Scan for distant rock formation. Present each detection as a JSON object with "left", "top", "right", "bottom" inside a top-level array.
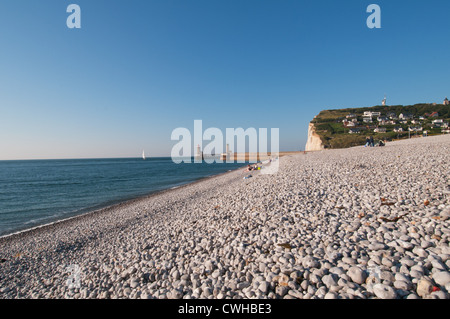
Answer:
[{"left": 305, "top": 122, "right": 324, "bottom": 152}]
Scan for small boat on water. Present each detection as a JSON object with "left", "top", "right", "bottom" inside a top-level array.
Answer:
[{"left": 142, "top": 150, "right": 146, "bottom": 160}]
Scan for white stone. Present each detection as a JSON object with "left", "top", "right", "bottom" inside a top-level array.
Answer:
[
  {"left": 432, "top": 271, "right": 450, "bottom": 287},
  {"left": 347, "top": 267, "right": 367, "bottom": 285},
  {"left": 373, "top": 284, "right": 397, "bottom": 299}
]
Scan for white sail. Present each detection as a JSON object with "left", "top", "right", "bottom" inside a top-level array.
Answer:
[{"left": 142, "top": 150, "right": 146, "bottom": 160}]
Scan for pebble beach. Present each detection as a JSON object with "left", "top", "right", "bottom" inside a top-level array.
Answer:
[{"left": 0, "top": 135, "right": 449, "bottom": 299}]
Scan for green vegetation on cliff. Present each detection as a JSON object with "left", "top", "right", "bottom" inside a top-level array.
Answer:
[{"left": 311, "top": 103, "right": 450, "bottom": 149}]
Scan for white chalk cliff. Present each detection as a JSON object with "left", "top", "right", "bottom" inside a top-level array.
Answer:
[{"left": 305, "top": 122, "right": 324, "bottom": 152}]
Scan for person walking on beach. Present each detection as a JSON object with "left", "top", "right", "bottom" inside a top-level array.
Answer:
[
  {"left": 370, "top": 136, "right": 374, "bottom": 147},
  {"left": 365, "top": 136, "right": 370, "bottom": 147}
]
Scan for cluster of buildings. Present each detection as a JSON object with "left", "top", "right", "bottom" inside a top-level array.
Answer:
[{"left": 343, "top": 96, "right": 449, "bottom": 135}]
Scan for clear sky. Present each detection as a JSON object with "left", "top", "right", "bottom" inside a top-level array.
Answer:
[{"left": 0, "top": 0, "right": 449, "bottom": 159}]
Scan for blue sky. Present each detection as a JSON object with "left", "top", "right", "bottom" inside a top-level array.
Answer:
[{"left": 0, "top": 0, "right": 449, "bottom": 159}]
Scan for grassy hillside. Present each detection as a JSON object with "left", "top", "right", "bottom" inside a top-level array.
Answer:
[{"left": 311, "top": 103, "right": 450, "bottom": 149}]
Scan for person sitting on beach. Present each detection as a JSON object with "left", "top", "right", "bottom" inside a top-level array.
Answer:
[
  {"left": 378, "top": 140, "right": 385, "bottom": 147},
  {"left": 246, "top": 165, "right": 253, "bottom": 172}
]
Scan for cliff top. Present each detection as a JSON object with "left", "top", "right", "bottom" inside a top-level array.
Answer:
[{"left": 310, "top": 103, "right": 450, "bottom": 149}]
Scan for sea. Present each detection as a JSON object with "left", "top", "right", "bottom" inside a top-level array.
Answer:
[{"left": 0, "top": 157, "right": 247, "bottom": 237}]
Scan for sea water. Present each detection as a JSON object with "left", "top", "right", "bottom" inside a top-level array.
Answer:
[{"left": 0, "top": 158, "right": 246, "bottom": 237}]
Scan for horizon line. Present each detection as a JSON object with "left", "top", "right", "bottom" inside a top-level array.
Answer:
[{"left": 0, "top": 149, "right": 301, "bottom": 162}]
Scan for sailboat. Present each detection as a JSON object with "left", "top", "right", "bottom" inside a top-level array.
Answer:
[{"left": 142, "top": 150, "right": 146, "bottom": 160}]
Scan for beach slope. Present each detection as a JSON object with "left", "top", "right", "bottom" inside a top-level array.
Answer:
[{"left": 0, "top": 135, "right": 449, "bottom": 299}]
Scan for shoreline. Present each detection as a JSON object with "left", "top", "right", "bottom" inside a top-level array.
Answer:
[
  {"left": 0, "top": 136, "right": 448, "bottom": 299},
  {"left": 0, "top": 163, "right": 249, "bottom": 242}
]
